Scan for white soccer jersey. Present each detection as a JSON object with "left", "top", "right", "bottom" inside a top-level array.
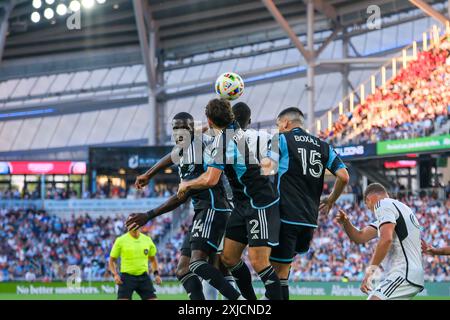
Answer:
[
  {"left": 244, "top": 128, "right": 272, "bottom": 163},
  {"left": 371, "top": 198, "right": 424, "bottom": 289}
]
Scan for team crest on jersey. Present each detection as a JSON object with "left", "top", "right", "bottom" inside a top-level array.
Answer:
[
  {"left": 144, "top": 249, "right": 149, "bottom": 256},
  {"left": 409, "top": 214, "right": 421, "bottom": 230}
]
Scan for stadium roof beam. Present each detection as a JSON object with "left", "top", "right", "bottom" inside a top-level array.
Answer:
[
  {"left": 409, "top": 0, "right": 449, "bottom": 25},
  {"left": 133, "top": 0, "right": 165, "bottom": 145},
  {"left": 261, "top": 0, "right": 313, "bottom": 62},
  {"left": 309, "top": 0, "right": 338, "bottom": 23},
  {"left": 133, "top": 0, "right": 157, "bottom": 89},
  {"left": 0, "top": 0, "right": 14, "bottom": 64}
]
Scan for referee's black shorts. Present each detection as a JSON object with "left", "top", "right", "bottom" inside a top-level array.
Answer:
[{"left": 117, "top": 272, "right": 157, "bottom": 300}]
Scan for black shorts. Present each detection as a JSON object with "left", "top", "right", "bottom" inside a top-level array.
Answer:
[
  {"left": 225, "top": 201, "right": 280, "bottom": 247},
  {"left": 117, "top": 273, "right": 156, "bottom": 300},
  {"left": 181, "top": 208, "right": 230, "bottom": 256},
  {"left": 269, "top": 222, "right": 315, "bottom": 263}
]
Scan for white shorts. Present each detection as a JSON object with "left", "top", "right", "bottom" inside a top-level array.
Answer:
[{"left": 368, "top": 273, "right": 423, "bottom": 300}]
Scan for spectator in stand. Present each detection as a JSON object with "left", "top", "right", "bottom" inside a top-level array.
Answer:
[{"left": 320, "top": 39, "right": 450, "bottom": 145}]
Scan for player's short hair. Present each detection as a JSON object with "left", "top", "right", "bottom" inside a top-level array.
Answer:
[
  {"left": 173, "top": 112, "right": 194, "bottom": 122},
  {"left": 364, "top": 183, "right": 388, "bottom": 200},
  {"left": 232, "top": 102, "right": 251, "bottom": 129},
  {"left": 205, "top": 98, "right": 235, "bottom": 128},
  {"left": 277, "top": 107, "right": 305, "bottom": 125}
]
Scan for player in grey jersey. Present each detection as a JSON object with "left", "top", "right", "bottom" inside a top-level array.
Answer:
[{"left": 335, "top": 183, "right": 424, "bottom": 300}]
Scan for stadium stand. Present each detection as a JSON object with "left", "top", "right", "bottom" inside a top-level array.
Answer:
[
  {"left": 1, "top": 193, "right": 448, "bottom": 282},
  {"left": 0, "top": 14, "right": 445, "bottom": 157},
  {"left": 321, "top": 37, "right": 450, "bottom": 145}
]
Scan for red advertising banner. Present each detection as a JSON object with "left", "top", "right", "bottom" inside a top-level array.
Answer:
[
  {"left": 384, "top": 160, "right": 417, "bottom": 169},
  {"left": 0, "top": 161, "right": 86, "bottom": 175}
]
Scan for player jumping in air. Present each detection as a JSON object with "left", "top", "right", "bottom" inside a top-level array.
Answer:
[
  {"left": 263, "top": 107, "right": 349, "bottom": 300},
  {"left": 127, "top": 112, "right": 242, "bottom": 300},
  {"left": 335, "top": 183, "right": 424, "bottom": 300},
  {"left": 177, "top": 98, "right": 282, "bottom": 300}
]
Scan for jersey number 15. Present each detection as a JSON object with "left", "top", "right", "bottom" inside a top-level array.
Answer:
[{"left": 297, "top": 148, "right": 323, "bottom": 178}]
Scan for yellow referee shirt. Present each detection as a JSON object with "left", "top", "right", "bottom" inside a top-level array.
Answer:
[{"left": 110, "top": 232, "right": 157, "bottom": 276}]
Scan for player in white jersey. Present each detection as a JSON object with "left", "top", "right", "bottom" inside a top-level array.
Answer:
[
  {"left": 232, "top": 102, "right": 272, "bottom": 164},
  {"left": 335, "top": 183, "right": 424, "bottom": 300}
]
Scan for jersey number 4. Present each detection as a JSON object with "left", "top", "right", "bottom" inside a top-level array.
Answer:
[{"left": 297, "top": 148, "right": 323, "bottom": 178}]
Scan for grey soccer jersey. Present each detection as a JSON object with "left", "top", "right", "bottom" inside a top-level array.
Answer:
[
  {"left": 371, "top": 198, "right": 424, "bottom": 288},
  {"left": 244, "top": 128, "right": 272, "bottom": 164}
]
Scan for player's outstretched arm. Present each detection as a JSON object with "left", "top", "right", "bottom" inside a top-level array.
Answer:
[
  {"left": 177, "top": 166, "right": 222, "bottom": 198},
  {"left": 135, "top": 148, "right": 179, "bottom": 189},
  {"left": 335, "top": 209, "right": 377, "bottom": 244},
  {"left": 126, "top": 191, "right": 196, "bottom": 231},
  {"left": 422, "top": 240, "right": 450, "bottom": 256},
  {"left": 320, "top": 168, "right": 350, "bottom": 215}
]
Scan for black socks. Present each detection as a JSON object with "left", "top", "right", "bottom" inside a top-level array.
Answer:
[
  {"left": 229, "top": 260, "right": 257, "bottom": 300},
  {"left": 177, "top": 271, "right": 205, "bottom": 300},
  {"left": 280, "top": 278, "right": 289, "bottom": 300},
  {"left": 190, "top": 260, "right": 241, "bottom": 300},
  {"left": 258, "top": 265, "right": 282, "bottom": 300}
]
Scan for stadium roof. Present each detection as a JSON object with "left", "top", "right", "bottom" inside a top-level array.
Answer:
[{"left": 1, "top": 0, "right": 447, "bottom": 62}]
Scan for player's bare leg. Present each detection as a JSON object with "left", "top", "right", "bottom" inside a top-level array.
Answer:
[
  {"left": 176, "top": 254, "right": 205, "bottom": 300},
  {"left": 190, "top": 250, "right": 241, "bottom": 300},
  {"left": 248, "top": 246, "right": 282, "bottom": 300},
  {"left": 271, "top": 261, "right": 291, "bottom": 300},
  {"left": 221, "top": 238, "right": 256, "bottom": 300},
  {"left": 213, "top": 253, "right": 236, "bottom": 300}
]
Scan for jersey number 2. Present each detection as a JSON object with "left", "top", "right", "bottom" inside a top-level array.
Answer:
[{"left": 297, "top": 148, "right": 323, "bottom": 178}]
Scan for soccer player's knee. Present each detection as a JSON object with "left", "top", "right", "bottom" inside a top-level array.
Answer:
[
  {"left": 176, "top": 262, "right": 190, "bottom": 278},
  {"left": 220, "top": 253, "right": 239, "bottom": 268},
  {"left": 249, "top": 254, "right": 269, "bottom": 271}
]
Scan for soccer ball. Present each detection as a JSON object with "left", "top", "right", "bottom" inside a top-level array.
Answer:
[{"left": 215, "top": 72, "right": 244, "bottom": 100}]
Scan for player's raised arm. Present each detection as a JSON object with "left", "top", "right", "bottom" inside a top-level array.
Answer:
[
  {"left": 319, "top": 146, "right": 349, "bottom": 215},
  {"left": 126, "top": 190, "right": 198, "bottom": 231},
  {"left": 335, "top": 209, "right": 377, "bottom": 244},
  {"left": 135, "top": 147, "right": 180, "bottom": 189},
  {"left": 177, "top": 166, "right": 223, "bottom": 199}
]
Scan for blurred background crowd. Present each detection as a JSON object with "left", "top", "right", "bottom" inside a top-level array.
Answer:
[{"left": 1, "top": 193, "right": 448, "bottom": 282}]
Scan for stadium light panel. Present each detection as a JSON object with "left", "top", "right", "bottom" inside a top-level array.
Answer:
[
  {"left": 81, "top": 0, "right": 95, "bottom": 9},
  {"left": 44, "top": 7, "right": 55, "bottom": 20},
  {"left": 97, "top": 0, "right": 106, "bottom": 3},
  {"left": 70, "top": 0, "right": 81, "bottom": 12},
  {"left": 31, "top": 12, "right": 41, "bottom": 23},
  {"left": 56, "top": 3, "right": 68, "bottom": 16},
  {"left": 32, "top": 0, "right": 42, "bottom": 9},
  {"left": 45, "top": 0, "right": 55, "bottom": 5}
]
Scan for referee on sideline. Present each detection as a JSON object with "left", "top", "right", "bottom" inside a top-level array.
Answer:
[{"left": 108, "top": 214, "right": 162, "bottom": 300}]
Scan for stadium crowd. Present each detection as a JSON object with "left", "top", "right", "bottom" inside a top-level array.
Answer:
[
  {"left": 321, "top": 37, "right": 450, "bottom": 145},
  {"left": 0, "top": 209, "right": 173, "bottom": 282},
  {"left": 0, "top": 193, "right": 448, "bottom": 282}
]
